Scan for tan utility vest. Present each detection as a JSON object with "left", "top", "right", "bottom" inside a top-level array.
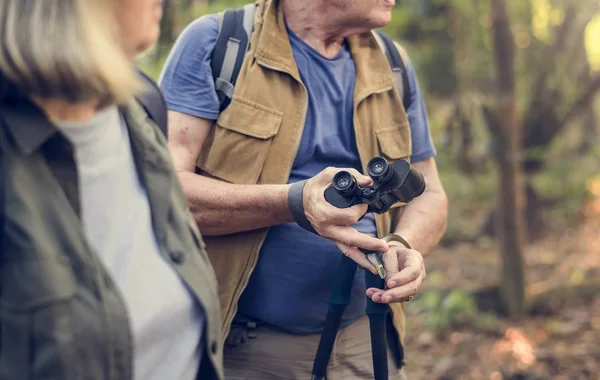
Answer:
[{"left": 197, "top": 0, "right": 413, "bottom": 349}]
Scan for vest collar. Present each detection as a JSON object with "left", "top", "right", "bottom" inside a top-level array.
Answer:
[{"left": 253, "top": 0, "right": 394, "bottom": 97}]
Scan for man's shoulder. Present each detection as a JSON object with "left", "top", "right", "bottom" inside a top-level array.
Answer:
[
  {"left": 391, "top": 40, "right": 410, "bottom": 66},
  {"left": 385, "top": 37, "right": 418, "bottom": 86},
  {"left": 176, "top": 13, "right": 221, "bottom": 47},
  {"left": 159, "top": 13, "right": 224, "bottom": 120}
]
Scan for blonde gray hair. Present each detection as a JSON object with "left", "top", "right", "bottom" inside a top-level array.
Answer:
[{"left": 0, "top": 0, "right": 141, "bottom": 105}]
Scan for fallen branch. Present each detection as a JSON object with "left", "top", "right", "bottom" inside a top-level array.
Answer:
[{"left": 528, "top": 282, "right": 600, "bottom": 316}]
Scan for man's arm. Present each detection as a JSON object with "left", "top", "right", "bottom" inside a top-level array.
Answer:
[
  {"left": 366, "top": 45, "right": 448, "bottom": 303},
  {"left": 391, "top": 157, "right": 448, "bottom": 255},
  {"left": 167, "top": 111, "right": 293, "bottom": 236},
  {"left": 167, "top": 110, "right": 388, "bottom": 270},
  {"left": 367, "top": 157, "right": 447, "bottom": 303}
]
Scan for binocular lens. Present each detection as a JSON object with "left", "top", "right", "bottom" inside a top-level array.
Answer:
[
  {"left": 408, "top": 168, "right": 426, "bottom": 197},
  {"left": 372, "top": 163, "right": 385, "bottom": 174},
  {"left": 367, "top": 157, "right": 392, "bottom": 182},
  {"left": 333, "top": 171, "right": 357, "bottom": 195}
]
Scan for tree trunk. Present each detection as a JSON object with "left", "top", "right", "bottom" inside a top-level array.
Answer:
[
  {"left": 156, "top": 0, "right": 177, "bottom": 61},
  {"left": 579, "top": 105, "right": 598, "bottom": 153},
  {"left": 577, "top": 28, "right": 598, "bottom": 154},
  {"left": 489, "top": 0, "right": 527, "bottom": 317},
  {"left": 480, "top": 181, "right": 550, "bottom": 241}
]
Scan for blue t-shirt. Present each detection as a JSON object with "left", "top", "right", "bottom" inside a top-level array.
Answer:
[{"left": 159, "top": 15, "right": 436, "bottom": 334}]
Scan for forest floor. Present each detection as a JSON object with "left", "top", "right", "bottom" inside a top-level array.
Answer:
[{"left": 402, "top": 201, "right": 600, "bottom": 380}]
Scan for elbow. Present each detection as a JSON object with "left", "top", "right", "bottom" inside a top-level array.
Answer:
[
  {"left": 174, "top": 171, "right": 236, "bottom": 237},
  {"left": 192, "top": 209, "right": 226, "bottom": 236},
  {"left": 176, "top": 171, "right": 208, "bottom": 226},
  {"left": 187, "top": 206, "right": 224, "bottom": 237},
  {"left": 424, "top": 184, "right": 449, "bottom": 239}
]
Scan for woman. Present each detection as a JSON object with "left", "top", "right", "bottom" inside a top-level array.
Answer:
[{"left": 0, "top": 1, "right": 223, "bottom": 379}]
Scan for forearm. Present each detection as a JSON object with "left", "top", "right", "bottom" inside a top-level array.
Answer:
[
  {"left": 178, "top": 171, "right": 294, "bottom": 236},
  {"left": 392, "top": 187, "right": 448, "bottom": 255}
]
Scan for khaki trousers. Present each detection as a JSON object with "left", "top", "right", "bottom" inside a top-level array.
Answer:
[{"left": 223, "top": 315, "right": 408, "bottom": 380}]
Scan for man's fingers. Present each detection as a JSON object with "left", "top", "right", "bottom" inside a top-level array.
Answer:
[
  {"left": 343, "top": 168, "right": 372, "bottom": 187},
  {"left": 317, "top": 167, "right": 371, "bottom": 187},
  {"left": 379, "top": 277, "right": 423, "bottom": 303},
  {"left": 311, "top": 206, "right": 363, "bottom": 227},
  {"left": 347, "top": 203, "right": 368, "bottom": 224},
  {"left": 386, "top": 261, "right": 421, "bottom": 288},
  {"left": 382, "top": 247, "right": 401, "bottom": 286},
  {"left": 327, "top": 226, "right": 388, "bottom": 252},
  {"left": 335, "top": 242, "right": 377, "bottom": 275},
  {"left": 366, "top": 288, "right": 385, "bottom": 303},
  {"left": 322, "top": 203, "right": 367, "bottom": 226}
]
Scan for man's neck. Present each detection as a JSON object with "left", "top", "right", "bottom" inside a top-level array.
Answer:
[{"left": 282, "top": 1, "right": 361, "bottom": 59}]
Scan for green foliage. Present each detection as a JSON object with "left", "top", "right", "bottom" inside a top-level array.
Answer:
[
  {"left": 411, "top": 290, "right": 501, "bottom": 335},
  {"left": 199, "top": 0, "right": 250, "bottom": 14},
  {"left": 532, "top": 147, "right": 600, "bottom": 219},
  {"left": 382, "top": 1, "right": 458, "bottom": 96},
  {"left": 139, "top": 0, "right": 250, "bottom": 80},
  {"left": 141, "top": 0, "right": 600, "bottom": 246},
  {"left": 138, "top": 53, "right": 169, "bottom": 81}
]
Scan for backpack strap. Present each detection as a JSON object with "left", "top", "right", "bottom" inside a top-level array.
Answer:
[
  {"left": 372, "top": 31, "right": 412, "bottom": 111},
  {"left": 0, "top": 119, "right": 5, "bottom": 254},
  {"left": 208, "top": 9, "right": 411, "bottom": 114},
  {"left": 136, "top": 68, "right": 168, "bottom": 137},
  {"left": 211, "top": 3, "right": 256, "bottom": 112}
]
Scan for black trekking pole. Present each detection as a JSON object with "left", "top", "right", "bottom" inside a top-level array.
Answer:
[
  {"left": 311, "top": 251, "right": 390, "bottom": 380},
  {"left": 365, "top": 267, "right": 389, "bottom": 380},
  {"left": 308, "top": 157, "right": 425, "bottom": 380},
  {"left": 311, "top": 254, "right": 358, "bottom": 380}
]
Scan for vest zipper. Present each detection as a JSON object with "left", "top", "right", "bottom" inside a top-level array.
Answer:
[
  {"left": 222, "top": 61, "right": 310, "bottom": 342},
  {"left": 223, "top": 78, "right": 391, "bottom": 341},
  {"left": 352, "top": 84, "right": 394, "bottom": 171},
  {"left": 352, "top": 84, "right": 393, "bottom": 238}
]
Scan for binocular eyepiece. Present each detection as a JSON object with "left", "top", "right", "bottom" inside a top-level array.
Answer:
[
  {"left": 324, "top": 157, "right": 425, "bottom": 214},
  {"left": 366, "top": 157, "right": 393, "bottom": 183},
  {"left": 332, "top": 171, "right": 358, "bottom": 196}
]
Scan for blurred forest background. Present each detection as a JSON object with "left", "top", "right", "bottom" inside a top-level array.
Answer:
[{"left": 140, "top": 1, "right": 600, "bottom": 379}]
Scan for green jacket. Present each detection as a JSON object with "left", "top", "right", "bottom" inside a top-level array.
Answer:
[{"left": 0, "top": 91, "right": 224, "bottom": 380}]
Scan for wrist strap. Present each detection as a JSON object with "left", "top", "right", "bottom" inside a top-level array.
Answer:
[
  {"left": 288, "top": 180, "right": 317, "bottom": 234},
  {"left": 383, "top": 233, "right": 412, "bottom": 249}
]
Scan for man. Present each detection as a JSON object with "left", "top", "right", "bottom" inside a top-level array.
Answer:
[{"left": 160, "top": 0, "right": 448, "bottom": 378}]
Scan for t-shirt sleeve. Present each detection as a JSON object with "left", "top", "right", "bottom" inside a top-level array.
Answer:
[
  {"left": 402, "top": 55, "right": 437, "bottom": 163},
  {"left": 158, "top": 14, "right": 221, "bottom": 121}
]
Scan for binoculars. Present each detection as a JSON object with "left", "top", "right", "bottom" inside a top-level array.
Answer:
[{"left": 324, "top": 157, "right": 425, "bottom": 214}]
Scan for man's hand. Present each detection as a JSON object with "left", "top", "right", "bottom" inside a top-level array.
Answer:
[
  {"left": 365, "top": 242, "right": 426, "bottom": 303},
  {"left": 302, "top": 167, "right": 388, "bottom": 273}
]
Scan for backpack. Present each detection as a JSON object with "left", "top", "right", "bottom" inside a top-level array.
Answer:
[
  {"left": 211, "top": 4, "right": 412, "bottom": 113},
  {"left": 136, "top": 69, "right": 168, "bottom": 137}
]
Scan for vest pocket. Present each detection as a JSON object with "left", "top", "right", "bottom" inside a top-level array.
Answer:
[
  {"left": 197, "top": 97, "right": 283, "bottom": 184},
  {"left": 375, "top": 123, "right": 412, "bottom": 211},
  {"left": 375, "top": 122, "right": 412, "bottom": 161}
]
